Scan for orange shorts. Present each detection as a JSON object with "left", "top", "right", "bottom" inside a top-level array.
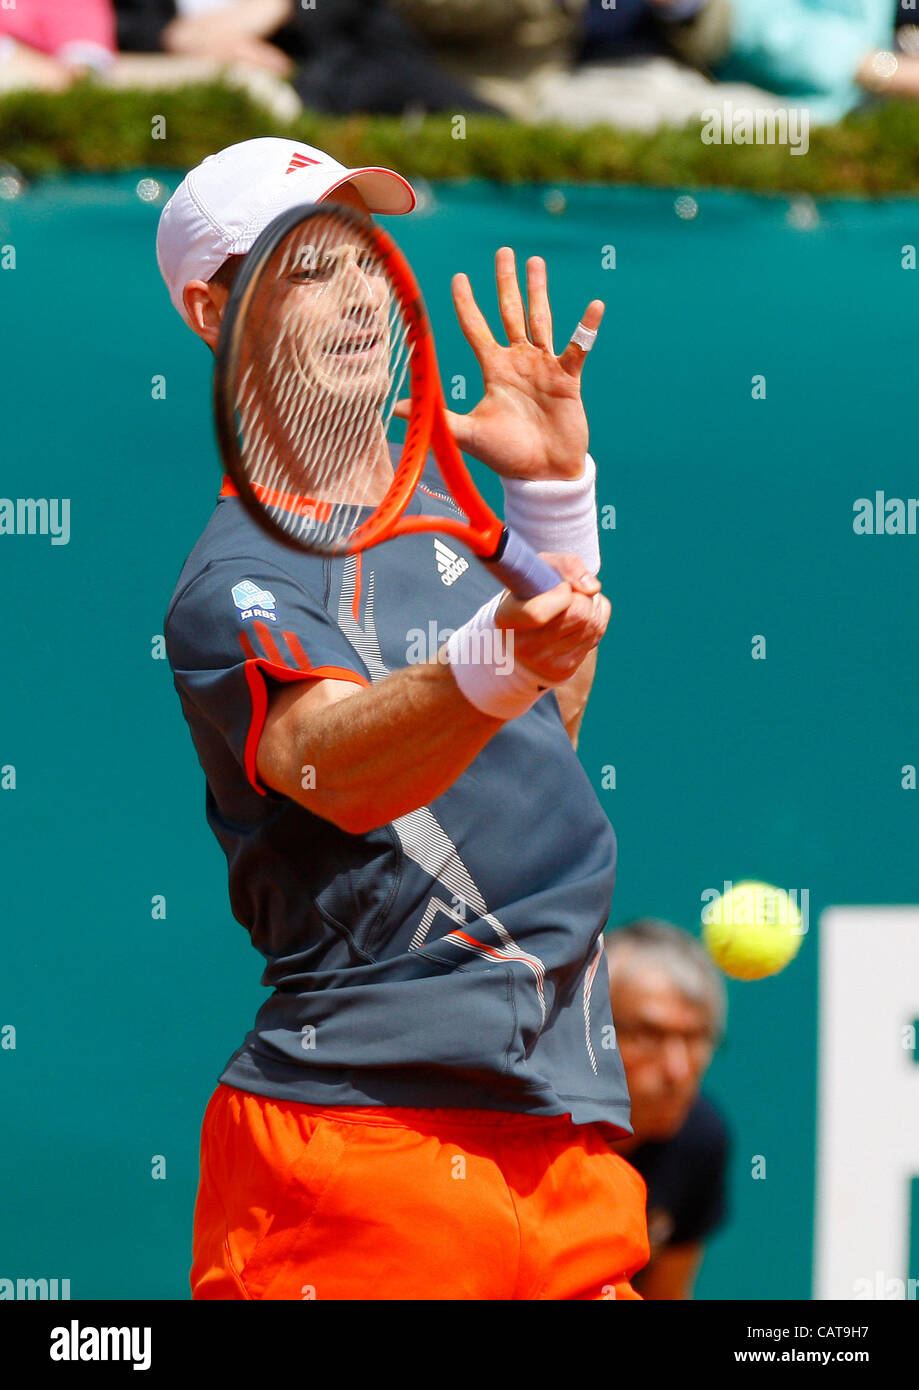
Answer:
[{"left": 191, "top": 1083, "right": 650, "bottom": 1300}]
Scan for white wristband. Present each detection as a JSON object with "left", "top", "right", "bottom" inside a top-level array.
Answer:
[
  {"left": 501, "top": 454, "right": 600, "bottom": 576},
  {"left": 445, "top": 593, "right": 553, "bottom": 720}
]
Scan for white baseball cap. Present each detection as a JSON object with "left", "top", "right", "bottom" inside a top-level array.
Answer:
[{"left": 156, "top": 136, "right": 416, "bottom": 326}]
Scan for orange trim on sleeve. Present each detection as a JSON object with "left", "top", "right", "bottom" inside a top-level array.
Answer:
[{"left": 237, "top": 649, "right": 370, "bottom": 796}]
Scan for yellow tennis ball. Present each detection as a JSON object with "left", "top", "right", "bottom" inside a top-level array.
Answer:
[{"left": 702, "top": 881, "right": 804, "bottom": 980}]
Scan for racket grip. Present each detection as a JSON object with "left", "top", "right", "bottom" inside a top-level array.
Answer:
[{"left": 485, "top": 527, "right": 562, "bottom": 599}]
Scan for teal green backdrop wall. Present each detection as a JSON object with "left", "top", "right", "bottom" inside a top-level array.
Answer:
[{"left": 2, "top": 174, "right": 917, "bottom": 1299}]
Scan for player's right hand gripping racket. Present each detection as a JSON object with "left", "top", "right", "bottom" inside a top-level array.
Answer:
[{"left": 214, "top": 201, "right": 563, "bottom": 599}]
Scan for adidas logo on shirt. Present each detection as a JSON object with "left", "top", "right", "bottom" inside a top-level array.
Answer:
[{"left": 434, "top": 538, "right": 469, "bottom": 586}]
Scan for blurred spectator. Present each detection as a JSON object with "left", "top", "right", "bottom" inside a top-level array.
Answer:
[
  {"left": 394, "top": 0, "right": 779, "bottom": 126},
  {"left": 114, "top": 0, "right": 501, "bottom": 113},
  {"left": 5, "top": 0, "right": 914, "bottom": 129},
  {"left": 392, "top": 0, "right": 584, "bottom": 118},
  {"left": 0, "top": 0, "right": 116, "bottom": 90},
  {"left": 115, "top": 0, "right": 294, "bottom": 74},
  {"left": 579, "top": 0, "right": 919, "bottom": 124},
  {"left": 286, "top": 0, "right": 502, "bottom": 114},
  {"left": 579, "top": 0, "right": 721, "bottom": 62},
  {"left": 710, "top": 0, "right": 919, "bottom": 123},
  {"left": 397, "top": 0, "right": 919, "bottom": 129},
  {"left": 605, "top": 918, "right": 730, "bottom": 1300}
]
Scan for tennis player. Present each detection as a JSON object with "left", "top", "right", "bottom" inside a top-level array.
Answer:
[{"left": 158, "top": 137, "right": 649, "bottom": 1300}]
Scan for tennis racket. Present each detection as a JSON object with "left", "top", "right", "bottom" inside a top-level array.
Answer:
[{"left": 213, "top": 201, "right": 562, "bottom": 600}]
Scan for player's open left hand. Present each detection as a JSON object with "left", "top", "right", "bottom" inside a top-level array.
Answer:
[
  {"left": 495, "top": 552, "right": 611, "bottom": 685},
  {"left": 394, "top": 247, "right": 603, "bottom": 484}
]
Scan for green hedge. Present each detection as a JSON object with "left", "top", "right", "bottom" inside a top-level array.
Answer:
[{"left": 3, "top": 79, "right": 919, "bottom": 193}]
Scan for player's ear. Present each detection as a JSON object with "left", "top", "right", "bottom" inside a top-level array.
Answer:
[{"left": 183, "top": 279, "right": 227, "bottom": 351}]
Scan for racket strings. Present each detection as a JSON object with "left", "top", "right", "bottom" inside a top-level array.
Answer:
[{"left": 233, "top": 217, "right": 412, "bottom": 549}]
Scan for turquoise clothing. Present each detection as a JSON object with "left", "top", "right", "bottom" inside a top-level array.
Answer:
[{"left": 716, "top": 0, "right": 898, "bottom": 123}]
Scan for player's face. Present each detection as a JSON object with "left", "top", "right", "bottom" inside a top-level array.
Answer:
[
  {"left": 262, "top": 213, "right": 391, "bottom": 407},
  {"left": 611, "top": 970, "right": 716, "bottom": 1140}
]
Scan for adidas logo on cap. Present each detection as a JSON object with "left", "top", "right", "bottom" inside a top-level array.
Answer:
[
  {"left": 434, "top": 538, "right": 469, "bottom": 586},
  {"left": 286, "top": 152, "right": 322, "bottom": 174}
]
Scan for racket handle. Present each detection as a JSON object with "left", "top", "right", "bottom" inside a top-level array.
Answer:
[{"left": 485, "top": 526, "right": 563, "bottom": 599}]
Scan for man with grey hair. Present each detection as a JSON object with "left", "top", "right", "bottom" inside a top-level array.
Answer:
[{"left": 605, "top": 918, "right": 730, "bottom": 1299}]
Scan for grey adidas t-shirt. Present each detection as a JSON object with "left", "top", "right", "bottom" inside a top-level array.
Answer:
[{"left": 165, "top": 457, "right": 633, "bottom": 1135}]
